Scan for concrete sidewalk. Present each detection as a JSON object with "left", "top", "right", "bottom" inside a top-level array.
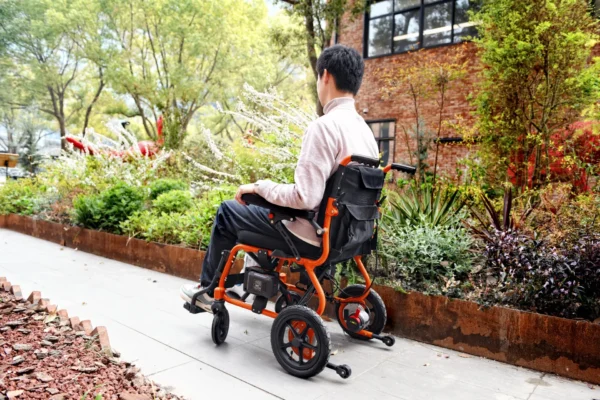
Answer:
[{"left": 0, "top": 228, "right": 596, "bottom": 400}]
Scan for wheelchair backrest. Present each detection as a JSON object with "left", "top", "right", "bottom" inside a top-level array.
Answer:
[{"left": 317, "top": 161, "right": 385, "bottom": 263}]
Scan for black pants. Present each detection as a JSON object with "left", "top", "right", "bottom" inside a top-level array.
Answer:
[{"left": 200, "top": 200, "right": 283, "bottom": 286}]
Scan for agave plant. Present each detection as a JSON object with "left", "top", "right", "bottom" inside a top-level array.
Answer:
[
  {"left": 465, "top": 187, "right": 537, "bottom": 243},
  {"left": 383, "top": 185, "right": 466, "bottom": 228}
]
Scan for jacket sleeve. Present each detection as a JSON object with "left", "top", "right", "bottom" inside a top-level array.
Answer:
[{"left": 254, "top": 121, "right": 337, "bottom": 210}]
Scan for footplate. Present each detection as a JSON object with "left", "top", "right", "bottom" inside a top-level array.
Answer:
[{"left": 183, "top": 302, "right": 207, "bottom": 314}]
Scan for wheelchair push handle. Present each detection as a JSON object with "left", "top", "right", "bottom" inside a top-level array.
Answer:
[
  {"left": 383, "top": 163, "right": 417, "bottom": 175},
  {"left": 340, "top": 155, "right": 416, "bottom": 175},
  {"left": 340, "top": 155, "right": 380, "bottom": 167}
]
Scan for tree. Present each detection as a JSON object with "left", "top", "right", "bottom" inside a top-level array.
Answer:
[
  {"left": 277, "top": 0, "right": 367, "bottom": 115},
  {"left": 380, "top": 45, "right": 469, "bottom": 184},
  {"left": 0, "top": 0, "right": 105, "bottom": 148},
  {"left": 209, "top": 12, "right": 312, "bottom": 140},
  {"left": 99, "top": 0, "right": 286, "bottom": 149},
  {"left": 473, "top": 0, "right": 600, "bottom": 190}
]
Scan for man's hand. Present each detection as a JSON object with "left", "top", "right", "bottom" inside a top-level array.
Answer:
[{"left": 235, "top": 183, "right": 256, "bottom": 205}]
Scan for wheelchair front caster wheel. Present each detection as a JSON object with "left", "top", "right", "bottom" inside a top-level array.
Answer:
[
  {"left": 336, "top": 364, "right": 352, "bottom": 379},
  {"left": 211, "top": 309, "right": 230, "bottom": 345},
  {"left": 382, "top": 335, "right": 395, "bottom": 347}
]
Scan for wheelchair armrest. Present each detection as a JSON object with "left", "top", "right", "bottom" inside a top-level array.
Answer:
[{"left": 241, "top": 194, "right": 315, "bottom": 221}]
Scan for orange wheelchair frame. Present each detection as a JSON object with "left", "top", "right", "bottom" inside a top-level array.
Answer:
[{"left": 185, "top": 155, "right": 416, "bottom": 379}]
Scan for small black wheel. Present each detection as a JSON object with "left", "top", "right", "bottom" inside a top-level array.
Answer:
[
  {"left": 211, "top": 309, "right": 229, "bottom": 345},
  {"left": 336, "top": 285, "right": 387, "bottom": 340},
  {"left": 336, "top": 364, "right": 352, "bottom": 379},
  {"left": 271, "top": 305, "right": 331, "bottom": 379},
  {"left": 275, "top": 292, "right": 302, "bottom": 313},
  {"left": 382, "top": 335, "right": 395, "bottom": 347}
]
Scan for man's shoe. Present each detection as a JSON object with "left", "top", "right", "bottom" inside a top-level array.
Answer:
[
  {"left": 226, "top": 283, "right": 256, "bottom": 303},
  {"left": 180, "top": 283, "right": 213, "bottom": 313}
]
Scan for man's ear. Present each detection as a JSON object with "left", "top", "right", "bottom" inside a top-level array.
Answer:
[{"left": 323, "top": 69, "right": 330, "bottom": 85}]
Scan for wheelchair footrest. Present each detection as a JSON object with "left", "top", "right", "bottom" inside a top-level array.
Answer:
[{"left": 184, "top": 302, "right": 207, "bottom": 314}]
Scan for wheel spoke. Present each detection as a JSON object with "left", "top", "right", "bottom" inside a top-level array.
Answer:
[
  {"left": 298, "top": 345, "right": 304, "bottom": 365},
  {"left": 303, "top": 342, "right": 317, "bottom": 351},
  {"left": 281, "top": 342, "right": 292, "bottom": 350},
  {"left": 299, "top": 323, "right": 310, "bottom": 338},
  {"left": 286, "top": 322, "right": 298, "bottom": 338}
]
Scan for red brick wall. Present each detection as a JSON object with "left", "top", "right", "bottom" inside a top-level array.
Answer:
[
  {"left": 338, "top": 9, "right": 600, "bottom": 181},
  {"left": 338, "top": 10, "right": 480, "bottom": 180}
]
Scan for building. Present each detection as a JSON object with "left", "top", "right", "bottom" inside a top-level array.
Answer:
[{"left": 336, "top": 0, "right": 600, "bottom": 179}]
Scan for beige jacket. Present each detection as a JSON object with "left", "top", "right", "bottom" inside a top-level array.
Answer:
[{"left": 254, "top": 97, "right": 379, "bottom": 246}]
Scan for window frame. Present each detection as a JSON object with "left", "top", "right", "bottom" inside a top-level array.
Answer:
[
  {"left": 363, "top": 0, "right": 476, "bottom": 59},
  {"left": 367, "top": 118, "right": 396, "bottom": 166}
]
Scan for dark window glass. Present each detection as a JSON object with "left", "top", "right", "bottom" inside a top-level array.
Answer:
[
  {"left": 394, "top": 10, "right": 420, "bottom": 53},
  {"left": 454, "top": 0, "right": 478, "bottom": 42},
  {"left": 366, "top": 0, "right": 478, "bottom": 57},
  {"left": 369, "top": 16, "right": 393, "bottom": 57},
  {"left": 368, "top": 121, "right": 395, "bottom": 166},
  {"left": 380, "top": 140, "right": 392, "bottom": 166},
  {"left": 423, "top": 2, "right": 453, "bottom": 47}
]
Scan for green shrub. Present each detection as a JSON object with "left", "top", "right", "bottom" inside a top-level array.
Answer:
[
  {"left": 0, "top": 179, "right": 44, "bottom": 215},
  {"left": 380, "top": 224, "right": 474, "bottom": 296},
  {"left": 73, "top": 182, "right": 144, "bottom": 233},
  {"left": 385, "top": 185, "right": 466, "bottom": 228},
  {"left": 148, "top": 179, "right": 187, "bottom": 200},
  {"left": 152, "top": 190, "right": 193, "bottom": 214},
  {"left": 120, "top": 210, "right": 205, "bottom": 249},
  {"left": 121, "top": 184, "right": 236, "bottom": 250}
]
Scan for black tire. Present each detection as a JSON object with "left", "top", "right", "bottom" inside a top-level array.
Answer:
[
  {"left": 336, "top": 284, "right": 387, "bottom": 340},
  {"left": 270, "top": 305, "right": 330, "bottom": 379},
  {"left": 336, "top": 364, "right": 352, "bottom": 379},
  {"left": 275, "top": 292, "right": 302, "bottom": 313},
  {"left": 211, "top": 309, "right": 230, "bottom": 345}
]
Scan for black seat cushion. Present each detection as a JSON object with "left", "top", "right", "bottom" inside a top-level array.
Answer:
[{"left": 238, "top": 230, "right": 322, "bottom": 260}]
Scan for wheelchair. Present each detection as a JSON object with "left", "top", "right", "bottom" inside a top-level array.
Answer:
[{"left": 184, "top": 155, "right": 416, "bottom": 379}]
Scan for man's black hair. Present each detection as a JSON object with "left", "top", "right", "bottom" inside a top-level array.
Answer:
[{"left": 316, "top": 45, "right": 364, "bottom": 96}]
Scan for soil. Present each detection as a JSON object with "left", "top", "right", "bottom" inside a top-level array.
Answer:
[{"left": 0, "top": 290, "right": 184, "bottom": 400}]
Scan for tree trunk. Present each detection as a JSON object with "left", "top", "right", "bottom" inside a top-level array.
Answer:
[
  {"left": 304, "top": 0, "right": 325, "bottom": 116},
  {"left": 82, "top": 68, "right": 105, "bottom": 136},
  {"left": 59, "top": 116, "right": 67, "bottom": 151}
]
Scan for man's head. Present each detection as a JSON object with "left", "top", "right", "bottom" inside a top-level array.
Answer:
[{"left": 316, "top": 45, "right": 364, "bottom": 107}]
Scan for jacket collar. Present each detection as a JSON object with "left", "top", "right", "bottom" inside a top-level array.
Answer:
[{"left": 323, "top": 97, "right": 356, "bottom": 115}]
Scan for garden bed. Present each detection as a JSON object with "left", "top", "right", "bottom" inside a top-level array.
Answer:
[{"left": 2, "top": 214, "right": 600, "bottom": 385}]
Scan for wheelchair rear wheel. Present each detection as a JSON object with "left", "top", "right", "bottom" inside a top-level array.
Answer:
[
  {"left": 336, "top": 284, "right": 387, "bottom": 340},
  {"left": 271, "top": 305, "right": 330, "bottom": 379},
  {"left": 211, "top": 308, "right": 230, "bottom": 345}
]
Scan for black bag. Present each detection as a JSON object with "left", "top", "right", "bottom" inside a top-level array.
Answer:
[{"left": 317, "top": 164, "right": 385, "bottom": 263}]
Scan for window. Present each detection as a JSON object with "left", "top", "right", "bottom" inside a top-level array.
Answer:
[
  {"left": 593, "top": 0, "right": 600, "bottom": 18},
  {"left": 368, "top": 121, "right": 395, "bottom": 166},
  {"left": 365, "top": 0, "right": 479, "bottom": 58}
]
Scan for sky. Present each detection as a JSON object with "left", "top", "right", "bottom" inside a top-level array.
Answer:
[{"left": 266, "top": 0, "right": 284, "bottom": 16}]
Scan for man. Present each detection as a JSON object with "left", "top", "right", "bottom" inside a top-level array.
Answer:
[{"left": 180, "top": 44, "right": 379, "bottom": 312}]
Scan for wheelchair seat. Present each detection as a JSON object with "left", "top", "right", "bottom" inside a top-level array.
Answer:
[{"left": 238, "top": 230, "right": 321, "bottom": 260}]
